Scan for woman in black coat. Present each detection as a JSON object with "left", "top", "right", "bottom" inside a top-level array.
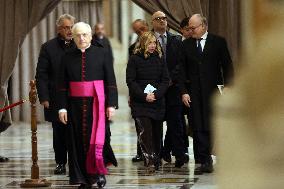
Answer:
[{"left": 126, "top": 31, "right": 169, "bottom": 172}]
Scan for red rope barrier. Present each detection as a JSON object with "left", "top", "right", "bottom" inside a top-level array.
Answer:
[{"left": 0, "top": 99, "right": 27, "bottom": 113}]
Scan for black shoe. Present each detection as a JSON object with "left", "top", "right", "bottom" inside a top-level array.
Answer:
[
  {"left": 194, "top": 166, "right": 203, "bottom": 175},
  {"left": 132, "top": 154, "right": 143, "bottom": 162},
  {"left": 78, "top": 184, "right": 92, "bottom": 189},
  {"left": 54, "top": 164, "right": 66, "bottom": 175},
  {"left": 97, "top": 175, "right": 106, "bottom": 188},
  {"left": 202, "top": 163, "right": 213, "bottom": 173},
  {"left": 78, "top": 184, "right": 85, "bottom": 189},
  {"left": 162, "top": 153, "right": 172, "bottom": 163},
  {"left": 0, "top": 156, "right": 9, "bottom": 162},
  {"left": 194, "top": 163, "right": 213, "bottom": 175},
  {"left": 175, "top": 155, "right": 187, "bottom": 168}
]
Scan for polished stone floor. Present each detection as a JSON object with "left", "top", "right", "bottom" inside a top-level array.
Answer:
[{"left": 0, "top": 96, "right": 216, "bottom": 189}]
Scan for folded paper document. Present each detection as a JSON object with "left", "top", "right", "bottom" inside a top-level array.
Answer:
[{"left": 144, "top": 84, "right": 157, "bottom": 93}]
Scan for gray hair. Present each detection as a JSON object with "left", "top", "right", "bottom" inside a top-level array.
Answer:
[
  {"left": 72, "top": 22, "right": 92, "bottom": 35},
  {"left": 192, "top": 14, "right": 208, "bottom": 26},
  {"left": 56, "top": 14, "right": 75, "bottom": 27},
  {"left": 132, "top": 19, "right": 148, "bottom": 27}
]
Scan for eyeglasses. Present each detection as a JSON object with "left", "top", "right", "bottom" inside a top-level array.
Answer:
[
  {"left": 153, "top": 16, "right": 167, "bottom": 21},
  {"left": 189, "top": 24, "right": 202, "bottom": 31}
]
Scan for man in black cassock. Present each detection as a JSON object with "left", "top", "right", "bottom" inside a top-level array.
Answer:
[
  {"left": 35, "top": 14, "right": 76, "bottom": 175},
  {"left": 58, "top": 22, "right": 118, "bottom": 189},
  {"left": 179, "top": 14, "right": 234, "bottom": 175}
]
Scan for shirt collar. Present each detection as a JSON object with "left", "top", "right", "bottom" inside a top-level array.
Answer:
[
  {"left": 79, "top": 43, "right": 91, "bottom": 52},
  {"left": 57, "top": 35, "right": 73, "bottom": 48},
  {"left": 154, "top": 31, "right": 167, "bottom": 39},
  {"left": 200, "top": 31, "right": 208, "bottom": 40}
]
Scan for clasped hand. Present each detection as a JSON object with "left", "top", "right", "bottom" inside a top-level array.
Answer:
[
  {"left": 146, "top": 92, "right": 156, "bottom": 102},
  {"left": 182, "top": 94, "right": 191, "bottom": 107}
]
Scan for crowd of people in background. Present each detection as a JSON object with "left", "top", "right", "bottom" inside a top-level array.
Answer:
[
  {"left": 32, "top": 9, "right": 234, "bottom": 188},
  {"left": 127, "top": 11, "right": 234, "bottom": 175}
]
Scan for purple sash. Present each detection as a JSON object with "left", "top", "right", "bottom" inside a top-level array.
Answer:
[{"left": 69, "top": 81, "right": 107, "bottom": 174}]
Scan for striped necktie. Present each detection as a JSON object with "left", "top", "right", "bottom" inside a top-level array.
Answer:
[{"left": 160, "top": 35, "right": 166, "bottom": 59}]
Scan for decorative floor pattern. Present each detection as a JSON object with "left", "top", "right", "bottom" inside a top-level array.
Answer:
[{"left": 0, "top": 95, "right": 217, "bottom": 188}]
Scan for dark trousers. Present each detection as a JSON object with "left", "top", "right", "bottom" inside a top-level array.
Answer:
[
  {"left": 134, "top": 120, "right": 142, "bottom": 156},
  {"left": 163, "top": 112, "right": 189, "bottom": 155},
  {"left": 52, "top": 121, "right": 68, "bottom": 165},
  {"left": 163, "top": 105, "right": 185, "bottom": 157},
  {"left": 191, "top": 90, "right": 213, "bottom": 164},
  {"left": 103, "top": 120, "right": 118, "bottom": 166},
  {"left": 193, "top": 130, "right": 212, "bottom": 164},
  {"left": 135, "top": 117, "right": 162, "bottom": 164}
]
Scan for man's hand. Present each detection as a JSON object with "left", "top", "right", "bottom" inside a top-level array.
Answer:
[
  {"left": 106, "top": 107, "right": 116, "bottom": 120},
  {"left": 59, "top": 112, "right": 68, "bottom": 124},
  {"left": 146, "top": 93, "right": 156, "bottom": 102},
  {"left": 182, "top": 94, "right": 191, "bottom": 107},
  {"left": 41, "top": 101, "right": 49, "bottom": 108}
]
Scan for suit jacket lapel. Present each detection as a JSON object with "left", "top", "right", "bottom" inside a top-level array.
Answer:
[
  {"left": 166, "top": 31, "right": 173, "bottom": 46},
  {"left": 188, "top": 38, "right": 200, "bottom": 57},
  {"left": 202, "top": 33, "right": 213, "bottom": 56},
  {"left": 166, "top": 31, "right": 174, "bottom": 53},
  {"left": 165, "top": 31, "right": 176, "bottom": 60}
]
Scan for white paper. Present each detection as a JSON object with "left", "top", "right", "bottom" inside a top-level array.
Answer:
[{"left": 144, "top": 84, "right": 157, "bottom": 94}]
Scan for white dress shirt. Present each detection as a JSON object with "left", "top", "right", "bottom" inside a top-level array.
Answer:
[
  {"left": 196, "top": 31, "right": 208, "bottom": 51},
  {"left": 154, "top": 31, "right": 167, "bottom": 46}
]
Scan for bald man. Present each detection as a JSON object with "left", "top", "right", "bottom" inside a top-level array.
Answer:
[
  {"left": 179, "top": 14, "right": 234, "bottom": 175},
  {"left": 152, "top": 11, "right": 188, "bottom": 168}
]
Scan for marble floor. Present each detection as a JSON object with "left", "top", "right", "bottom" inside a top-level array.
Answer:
[{"left": 0, "top": 95, "right": 217, "bottom": 189}]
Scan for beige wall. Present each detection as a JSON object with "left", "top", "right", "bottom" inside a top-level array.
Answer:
[{"left": 215, "top": 1, "right": 284, "bottom": 188}]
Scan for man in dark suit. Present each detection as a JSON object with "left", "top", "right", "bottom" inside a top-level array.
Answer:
[
  {"left": 128, "top": 19, "right": 149, "bottom": 162},
  {"left": 35, "top": 14, "right": 76, "bottom": 175},
  {"left": 152, "top": 11, "right": 187, "bottom": 168},
  {"left": 179, "top": 14, "right": 234, "bottom": 174},
  {"left": 179, "top": 16, "right": 192, "bottom": 161},
  {"left": 91, "top": 23, "right": 114, "bottom": 63}
]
